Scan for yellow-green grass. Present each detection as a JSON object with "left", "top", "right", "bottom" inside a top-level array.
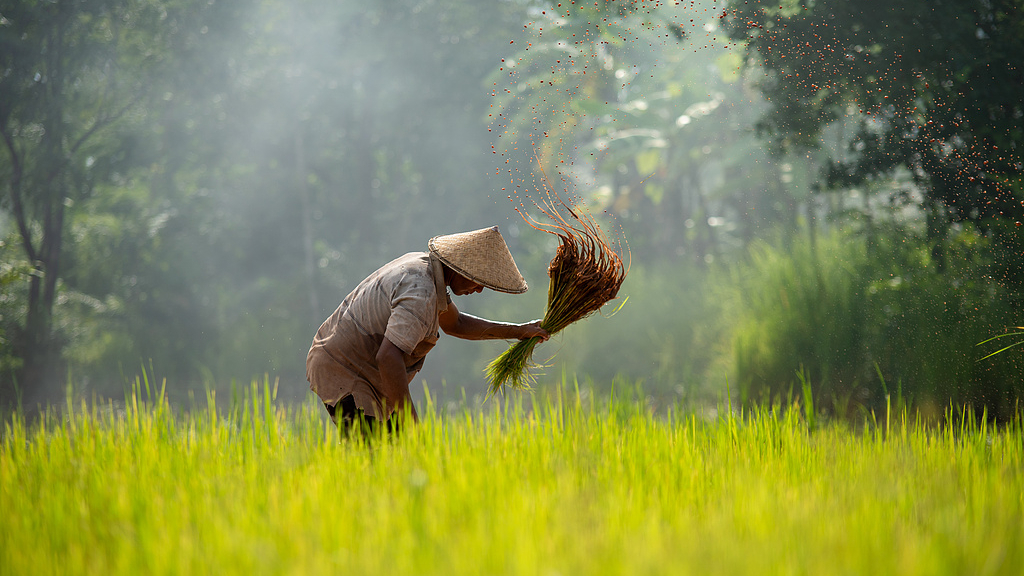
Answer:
[{"left": 2, "top": 382, "right": 1022, "bottom": 576}]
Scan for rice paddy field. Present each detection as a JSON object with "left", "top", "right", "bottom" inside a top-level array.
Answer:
[{"left": 3, "top": 381, "right": 1023, "bottom": 576}]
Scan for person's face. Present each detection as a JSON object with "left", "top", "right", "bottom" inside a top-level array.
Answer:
[{"left": 449, "top": 273, "right": 485, "bottom": 296}]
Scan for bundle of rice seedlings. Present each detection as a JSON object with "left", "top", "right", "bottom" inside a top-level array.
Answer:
[{"left": 486, "top": 180, "right": 628, "bottom": 396}]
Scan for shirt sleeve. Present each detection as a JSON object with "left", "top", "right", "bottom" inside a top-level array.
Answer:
[{"left": 383, "top": 274, "right": 435, "bottom": 355}]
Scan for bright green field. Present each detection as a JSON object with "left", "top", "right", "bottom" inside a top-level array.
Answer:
[{"left": 3, "top": 383, "right": 1023, "bottom": 576}]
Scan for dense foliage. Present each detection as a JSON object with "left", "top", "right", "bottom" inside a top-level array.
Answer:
[
  {"left": 721, "top": 0, "right": 1024, "bottom": 294},
  {"left": 716, "top": 0, "right": 1024, "bottom": 415},
  {"left": 1, "top": 0, "right": 1021, "bottom": 416},
  {"left": 717, "top": 228, "right": 1021, "bottom": 419}
]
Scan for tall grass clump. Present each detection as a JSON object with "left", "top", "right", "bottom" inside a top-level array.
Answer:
[
  {"left": 714, "top": 226, "right": 1023, "bottom": 419},
  {"left": 486, "top": 174, "right": 628, "bottom": 395},
  {"left": 716, "top": 230, "right": 869, "bottom": 409}
]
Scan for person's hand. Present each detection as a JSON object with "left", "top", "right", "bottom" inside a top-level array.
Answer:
[{"left": 519, "top": 321, "right": 550, "bottom": 342}]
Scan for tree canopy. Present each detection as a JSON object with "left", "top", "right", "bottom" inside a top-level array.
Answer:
[{"left": 722, "top": 0, "right": 1024, "bottom": 290}]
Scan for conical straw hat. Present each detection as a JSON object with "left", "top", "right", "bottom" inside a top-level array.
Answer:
[{"left": 429, "top": 226, "right": 528, "bottom": 294}]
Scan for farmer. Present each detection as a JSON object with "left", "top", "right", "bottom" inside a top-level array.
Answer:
[{"left": 306, "top": 226, "right": 549, "bottom": 434}]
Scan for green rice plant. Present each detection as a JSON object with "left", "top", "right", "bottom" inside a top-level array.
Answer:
[
  {"left": 3, "top": 380, "right": 1023, "bottom": 576},
  {"left": 486, "top": 176, "right": 628, "bottom": 395},
  {"left": 796, "top": 365, "right": 816, "bottom": 431}
]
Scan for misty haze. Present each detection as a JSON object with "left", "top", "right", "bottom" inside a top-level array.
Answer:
[{"left": 2, "top": 0, "right": 1021, "bottom": 419}]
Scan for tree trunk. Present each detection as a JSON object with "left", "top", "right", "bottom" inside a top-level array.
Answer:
[{"left": 19, "top": 200, "right": 66, "bottom": 409}]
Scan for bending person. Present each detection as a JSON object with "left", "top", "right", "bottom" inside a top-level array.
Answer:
[{"left": 306, "top": 226, "right": 549, "bottom": 434}]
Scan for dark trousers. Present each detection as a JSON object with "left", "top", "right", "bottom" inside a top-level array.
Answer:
[{"left": 325, "top": 395, "right": 399, "bottom": 437}]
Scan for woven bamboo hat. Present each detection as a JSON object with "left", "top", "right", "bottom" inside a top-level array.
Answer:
[{"left": 429, "top": 226, "right": 528, "bottom": 294}]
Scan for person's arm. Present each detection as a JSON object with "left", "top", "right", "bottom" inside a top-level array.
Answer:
[
  {"left": 375, "top": 337, "right": 418, "bottom": 422},
  {"left": 439, "top": 300, "right": 550, "bottom": 342}
]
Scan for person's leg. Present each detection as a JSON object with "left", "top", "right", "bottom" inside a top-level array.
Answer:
[{"left": 325, "top": 395, "right": 383, "bottom": 439}]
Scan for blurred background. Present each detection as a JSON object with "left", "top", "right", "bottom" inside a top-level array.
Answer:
[{"left": 2, "top": 0, "right": 1021, "bottom": 419}]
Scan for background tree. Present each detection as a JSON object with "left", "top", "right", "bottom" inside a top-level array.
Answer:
[
  {"left": 489, "top": 0, "right": 817, "bottom": 266},
  {"left": 1, "top": 0, "right": 544, "bottom": 405},
  {"left": 715, "top": 0, "right": 1024, "bottom": 417},
  {"left": 721, "top": 0, "right": 1024, "bottom": 296},
  {"left": 477, "top": 0, "right": 812, "bottom": 398},
  {"left": 0, "top": 0, "right": 167, "bottom": 405}
]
